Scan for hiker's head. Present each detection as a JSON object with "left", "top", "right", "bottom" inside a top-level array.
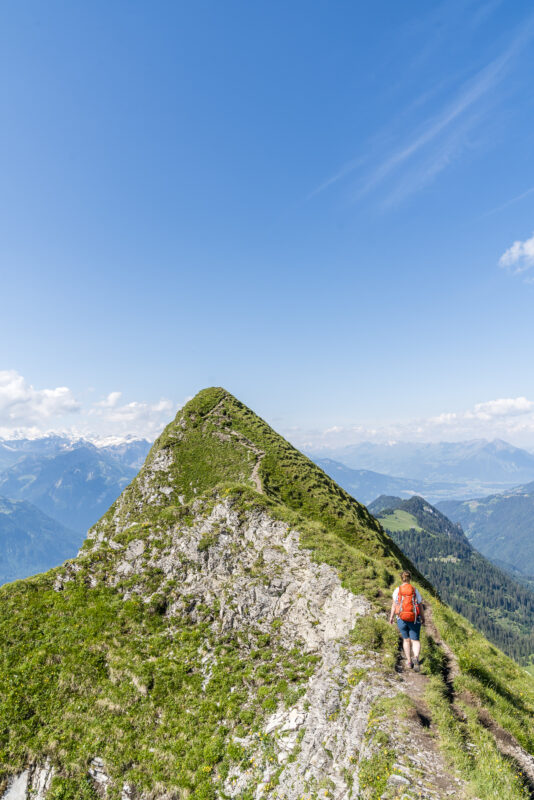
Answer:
[{"left": 401, "top": 570, "right": 411, "bottom": 583}]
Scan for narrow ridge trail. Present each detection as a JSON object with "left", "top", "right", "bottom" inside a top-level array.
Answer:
[
  {"left": 399, "top": 603, "right": 534, "bottom": 799},
  {"left": 396, "top": 665, "right": 467, "bottom": 799},
  {"left": 205, "top": 396, "right": 266, "bottom": 493},
  {"left": 229, "top": 429, "right": 265, "bottom": 493}
]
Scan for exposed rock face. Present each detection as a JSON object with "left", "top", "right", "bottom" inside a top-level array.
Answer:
[
  {"left": 106, "top": 502, "right": 387, "bottom": 797},
  {"left": 1, "top": 497, "right": 469, "bottom": 799},
  {"left": 104, "top": 501, "right": 371, "bottom": 643},
  {"left": 1, "top": 762, "right": 53, "bottom": 800}
]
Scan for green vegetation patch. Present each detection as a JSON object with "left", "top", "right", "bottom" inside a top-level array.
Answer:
[
  {"left": 431, "top": 601, "right": 534, "bottom": 754},
  {"left": 351, "top": 616, "right": 398, "bottom": 671},
  {"left": 358, "top": 696, "right": 410, "bottom": 800},
  {"left": 0, "top": 572, "right": 317, "bottom": 797},
  {"left": 377, "top": 509, "right": 422, "bottom": 533},
  {"left": 425, "top": 676, "right": 530, "bottom": 800}
]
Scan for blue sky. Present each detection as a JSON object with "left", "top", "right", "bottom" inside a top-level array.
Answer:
[{"left": 2, "top": 1, "right": 534, "bottom": 446}]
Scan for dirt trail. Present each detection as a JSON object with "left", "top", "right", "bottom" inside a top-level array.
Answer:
[
  {"left": 393, "top": 663, "right": 469, "bottom": 799},
  {"left": 229, "top": 430, "right": 265, "bottom": 493},
  {"left": 204, "top": 399, "right": 265, "bottom": 493},
  {"left": 401, "top": 602, "right": 534, "bottom": 798}
]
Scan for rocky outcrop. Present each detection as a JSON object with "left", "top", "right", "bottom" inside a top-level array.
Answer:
[
  {"left": 40, "top": 500, "right": 468, "bottom": 799},
  {"left": 1, "top": 761, "right": 53, "bottom": 800}
]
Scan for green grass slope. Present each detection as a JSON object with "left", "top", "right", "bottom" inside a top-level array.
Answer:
[{"left": 0, "top": 388, "right": 532, "bottom": 800}]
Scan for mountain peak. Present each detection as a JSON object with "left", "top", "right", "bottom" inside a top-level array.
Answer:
[{"left": 82, "top": 386, "right": 400, "bottom": 592}]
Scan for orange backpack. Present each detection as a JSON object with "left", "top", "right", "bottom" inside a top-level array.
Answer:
[{"left": 395, "top": 583, "right": 420, "bottom": 623}]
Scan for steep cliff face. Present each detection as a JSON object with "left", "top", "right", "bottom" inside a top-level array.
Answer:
[{"left": 0, "top": 389, "right": 533, "bottom": 800}]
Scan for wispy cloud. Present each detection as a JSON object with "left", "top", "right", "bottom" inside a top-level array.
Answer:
[
  {"left": 306, "top": 156, "right": 365, "bottom": 200},
  {"left": 482, "top": 185, "right": 534, "bottom": 218},
  {"left": 309, "top": 15, "right": 534, "bottom": 208}
]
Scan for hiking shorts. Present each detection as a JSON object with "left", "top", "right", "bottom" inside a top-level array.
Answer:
[{"left": 397, "top": 618, "right": 421, "bottom": 640}]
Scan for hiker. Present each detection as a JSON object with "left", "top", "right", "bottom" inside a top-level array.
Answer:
[{"left": 389, "top": 570, "right": 425, "bottom": 671}]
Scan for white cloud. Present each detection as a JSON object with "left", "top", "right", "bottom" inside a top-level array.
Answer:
[
  {"left": 88, "top": 395, "right": 177, "bottom": 439},
  {"left": 471, "top": 397, "right": 534, "bottom": 419},
  {"left": 0, "top": 370, "right": 183, "bottom": 442},
  {"left": 0, "top": 370, "right": 80, "bottom": 424},
  {"left": 432, "top": 397, "right": 534, "bottom": 423},
  {"left": 286, "top": 396, "right": 534, "bottom": 450},
  {"left": 95, "top": 391, "right": 123, "bottom": 408},
  {"left": 499, "top": 232, "right": 534, "bottom": 273}
]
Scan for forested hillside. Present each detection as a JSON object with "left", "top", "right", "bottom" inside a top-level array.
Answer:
[
  {"left": 371, "top": 495, "right": 534, "bottom": 664},
  {"left": 438, "top": 483, "right": 534, "bottom": 579}
]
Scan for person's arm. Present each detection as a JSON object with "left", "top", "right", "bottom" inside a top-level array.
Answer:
[
  {"left": 389, "top": 598, "right": 396, "bottom": 624},
  {"left": 417, "top": 591, "right": 426, "bottom": 623}
]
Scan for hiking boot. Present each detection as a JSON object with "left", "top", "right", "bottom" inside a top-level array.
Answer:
[
  {"left": 413, "top": 657, "right": 420, "bottom": 672},
  {"left": 406, "top": 659, "right": 413, "bottom": 670}
]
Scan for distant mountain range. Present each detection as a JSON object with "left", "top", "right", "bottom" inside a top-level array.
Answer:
[
  {"left": 0, "top": 495, "right": 80, "bottom": 586},
  {"left": 314, "top": 458, "right": 481, "bottom": 504},
  {"left": 437, "top": 481, "right": 534, "bottom": 580},
  {"left": 311, "top": 438, "right": 534, "bottom": 487},
  {"left": 370, "top": 494, "right": 534, "bottom": 663},
  {"left": 0, "top": 445, "right": 138, "bottom": 533},
  {"left": 0, "top": 434, "right": 151, "bottom": 471},
  {"left": 3, "top": 431, "right": 534, "bottom": 601},
  {"left": 0, "top": 435, "right": 151, "bottom": 585}
]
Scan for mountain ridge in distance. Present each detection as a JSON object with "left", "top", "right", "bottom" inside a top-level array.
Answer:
[
  {"left": 0, "top": 445, "right": 138, "bottom": 533},
  {"left": 438, "top": 480, "right": 534, "bottom": 580},
  {"left": 0, "top": 434, "right": 151, "bottom": 471},
  {"left": 310, "top": 438, "right": 534, "bottom": 484},
  {"left": 0, "top": 495, "right": 80, "bottom": 586},
  {"left": 313, "top": 457, "right": 509, "bottom": 503}
]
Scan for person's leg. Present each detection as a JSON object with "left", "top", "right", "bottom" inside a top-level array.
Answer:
[
  {"left": 402, "top": 637, "right": 412, "bottom": 665},
  {"left": 410, "top": 624, "right": 421, "bottom": 670},
  {"left": 397, "top": 619, "right": 413, "bottom": 668}
]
